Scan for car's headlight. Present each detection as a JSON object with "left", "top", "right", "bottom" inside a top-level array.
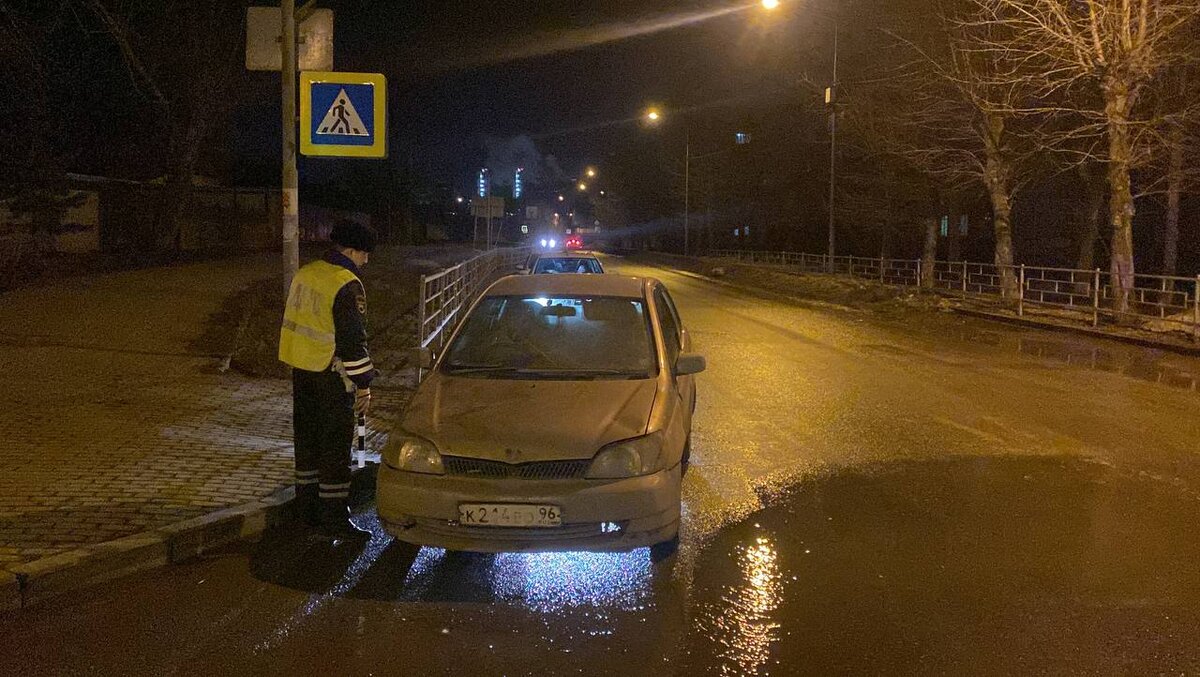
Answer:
[
  {"left": 384, "top": 435, "right": 445, "bottom": 475},
  {"left": 586, "top": 433, "right": 665, "bottom": 479}
]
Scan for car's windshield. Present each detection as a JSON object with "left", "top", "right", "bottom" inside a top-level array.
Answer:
[
  {"left": 442, "top": 295, "right": 656, "bottom": 379},
  {"left": 532, "top": 257, "right": 603, "bottom": 274}
]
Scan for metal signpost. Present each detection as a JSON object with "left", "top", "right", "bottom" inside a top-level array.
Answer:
[{"left": 246, "top": 3, "right": 335, "bottom": 293}]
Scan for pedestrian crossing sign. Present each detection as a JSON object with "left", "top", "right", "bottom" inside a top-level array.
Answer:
[{"left": 300, "top": 71, "right": 387, "bottom": 158}]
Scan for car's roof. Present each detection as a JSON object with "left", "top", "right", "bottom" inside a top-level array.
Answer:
[
  {"left": 486, "top": 273, "right": 652, "bottom": 298},
  {"left": 533, "top": 252, "right": 599, "bottom": 259}
]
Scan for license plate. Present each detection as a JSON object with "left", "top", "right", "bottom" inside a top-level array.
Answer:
[{"left": 458, "top": 503, "right": 562, "bottom": 528}]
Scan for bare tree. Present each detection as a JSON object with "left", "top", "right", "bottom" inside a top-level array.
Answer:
[
  {"left": 873, "top": 4, "right": 1037, "bottom": 297},
  {"left": 1147, "top": 65, "right": 1200, "bottom": 275},
  {"left": 79, "top": 0, "right": 244, "bottom": 252},
  {"left": 976, "top": 0, "right": 1200, "bottom": 317}
]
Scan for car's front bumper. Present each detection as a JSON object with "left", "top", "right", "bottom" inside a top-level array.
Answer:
[{"left": 377, "top": 463, "right": 681, "bottom": 553}]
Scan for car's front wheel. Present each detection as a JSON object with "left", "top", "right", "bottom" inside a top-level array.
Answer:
[{"left": 650, "top": 533, "right": 679, "bottom": 562}]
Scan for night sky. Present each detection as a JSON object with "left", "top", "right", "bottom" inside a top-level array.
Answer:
[{"left": 230, "top": 0, "right": 838, "bottom": 192}]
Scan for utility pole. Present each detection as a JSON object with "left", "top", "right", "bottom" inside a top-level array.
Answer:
[
  {"left": 684, "top": 131, "right": 691, "bottom": 257},
  {"left": 826, "top": 15, "right": 839, "bottom": 272},
  {"left": 280, "top": 0, "right": 299, "bottom": 293}
]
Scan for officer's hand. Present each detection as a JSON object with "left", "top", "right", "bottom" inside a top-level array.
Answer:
[{"left": 354, "top": 388, "right": 372, "bottom": 416}]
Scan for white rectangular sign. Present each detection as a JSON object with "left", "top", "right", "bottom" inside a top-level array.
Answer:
[
  {"left": 472, "top": 197, "right": 505, "bottom": 219},
  {"left": 246, "top": 7, "right": 334, "bottom": 72}
]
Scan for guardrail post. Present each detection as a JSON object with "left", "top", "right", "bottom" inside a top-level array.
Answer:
[
  {"left": 961, "top": 261, "right": 968, "bottom": 298},
  {"left": 1194, "top": 275, "right": 1199, "bottom": 343},
  {"left": 1018, "top": 265, "right": 1025, "bottom": 316},
  {"left": 915, "top": 258, "right": 922, "bottom": 289},
  {"left": 1161, "top": 277, "right": 1169, "bottom": 319},
  {"left": 415, "top": 273, "right": 428, "bottom": 383},
  {"left": 1093, "top": 269, "right": 1101, "bottom": 327},
  {"left": 879, "top": 257, "right": 885, "bottom": 284}
]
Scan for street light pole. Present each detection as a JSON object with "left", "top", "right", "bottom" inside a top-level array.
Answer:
[
  {"left": 827, "top": 14, "right": 838, "bottom": 271},
  {"left": 684, "top": 131, "right": 690, "bottom": 257},
  {"left": 280, "top": 0, "right": 299, "bottom": 293}
]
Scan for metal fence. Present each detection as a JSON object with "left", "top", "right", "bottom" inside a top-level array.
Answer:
[
  {"left": 417, "top": 247, "right": 530, "bottom": 356},
  {"left": 702, "top": 249, "right": 1200, "bottom": 340}
]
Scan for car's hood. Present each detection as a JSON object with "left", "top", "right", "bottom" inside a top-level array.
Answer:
[{"left": 401, "top": 374, "right": 658, "bottom": 462}]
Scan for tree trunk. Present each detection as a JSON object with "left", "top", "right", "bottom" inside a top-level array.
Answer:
[
  {"left": 947, "top": 217, "right": 962, "bottom": 262},
  {"left": 983, "top": 113, "right": 1017, "bottom": 298},
  {"left": 1104, "top": 77, "right": 1137, "bottom": 322},
  {"left": 921, "top": 217, "right": 938, "bottom": 289},
  {"left": 1076, "top": 189, "right": 1102, "bottom": 271},
  {"left": 1163, "top": 123, "right": 1183, "bottom": 276}
]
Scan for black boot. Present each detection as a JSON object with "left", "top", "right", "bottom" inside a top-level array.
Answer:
[
  {"left": 295, "top": 485, "right": 321, "bottom": 527},
  {"left": 318, "top": 500, "right": 371, "bottom": 541}
]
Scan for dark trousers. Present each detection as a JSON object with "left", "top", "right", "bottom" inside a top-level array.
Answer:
[{"left": 292, "top": 368, "right": 355, "bottom": 508}]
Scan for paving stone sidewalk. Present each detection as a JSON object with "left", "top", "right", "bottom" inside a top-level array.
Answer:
[{"left": 0, "top": 246, "right": 466, "bottom": 571}]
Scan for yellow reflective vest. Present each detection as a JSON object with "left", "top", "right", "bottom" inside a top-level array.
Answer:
[{"left": 279, "top": 260, "right": 361, "bottom": 371}]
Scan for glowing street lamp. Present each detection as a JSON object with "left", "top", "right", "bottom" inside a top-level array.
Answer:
[
  {"left": 577, "top": 182, "right": 588, "bottom": 191},
  {"left": 585, "top": 167, "right": 597, "bottom": 178},
  {"left": 762, "top": 0, "right": 780, "bottom": 10}
]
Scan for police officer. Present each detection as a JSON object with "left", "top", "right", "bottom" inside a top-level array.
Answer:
[{"left": 279, "top": 220, "right": 378, "bottom": 539}]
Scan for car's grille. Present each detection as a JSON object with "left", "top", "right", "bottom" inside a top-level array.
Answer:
[{"left": 443, "top": 456, "right": 591, "bottom": 480}]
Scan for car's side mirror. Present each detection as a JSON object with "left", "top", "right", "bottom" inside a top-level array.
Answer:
[
  {"left": 411, "top": 346, "right": 435, "bottom": 370},
  {"left": 675, "top": 353, "right": 706, "bottom": 376}
]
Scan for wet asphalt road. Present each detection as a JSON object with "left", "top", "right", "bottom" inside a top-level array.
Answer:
[{"left": 3, "top": 256, "right": 1200, "bottom": 676}]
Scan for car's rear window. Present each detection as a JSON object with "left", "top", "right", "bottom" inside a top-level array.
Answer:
[
  {"left": 532, "top": 257, "right": 603, "bottom": 274},
  {"left": 442, "top": 295, "right": 656, "bottom": 379}
]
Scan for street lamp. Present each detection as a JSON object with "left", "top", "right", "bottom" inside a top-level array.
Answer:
[
  {"left": 762, "top": 0, "right": 780, "bottom": 9},
  {"left": 578, "top": 182, "right": 588, "bottom": 191},
  {"left": 585, "top": 167, "right": 597, "bottom": 178},
  {"left": 644, "top": 107, "right": 697, "bottom": 256}
]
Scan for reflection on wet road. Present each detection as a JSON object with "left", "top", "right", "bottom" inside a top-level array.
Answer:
[
  {"left": 680, "top": 455, "right": 1200, "bottom": 675},
  {"left": 2, "top": 256, "right": 1199, "bottom": 675},
  {"left": 399, "top": 546, "right": 654, "bottom": 613},
  {"left": 1018, "top": 336, "right": 1199, "bottom": 391}
]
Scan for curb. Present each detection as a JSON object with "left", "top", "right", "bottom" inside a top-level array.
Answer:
[
  {"left": 952, "top": 307, "right": 1200, "bottom": 357},
  {"left": 647, "top": 252, "right": 1200, "bottom": 358},
  {"left": 1, "top": 570, "right": 18, "bottom": 613},
  {"left": 5, "top": 484, "right": 298, "bottom": 611},
  {"left": 654, "top": 263, "right": 864, "bottom": 314}
]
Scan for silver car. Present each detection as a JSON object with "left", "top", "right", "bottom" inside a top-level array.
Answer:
[{"left": 378, "top": 273, "right": 703, "bottom": 557}]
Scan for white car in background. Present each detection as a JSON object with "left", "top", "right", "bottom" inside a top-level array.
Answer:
[
  {"left": 521, "top": 252, "right": 605, "bottom": 275},
  {"left": 378, "top": 273, "right": 703, "bottom": 558}
]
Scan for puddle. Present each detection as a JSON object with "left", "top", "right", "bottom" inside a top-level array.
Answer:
[
  {"left": 679, "top": 455, "right": 1200, "bottom": 675},
  {"left": 1018, "top": 337, "right": 1199, "bottom": 391}
]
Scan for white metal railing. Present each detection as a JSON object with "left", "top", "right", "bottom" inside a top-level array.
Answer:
[
  {"left": 701, "top": 249, "right": 1200, "bottom": 341},
  {"left": 416, "top": 247, "right": 530, "bottom": 355}
]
